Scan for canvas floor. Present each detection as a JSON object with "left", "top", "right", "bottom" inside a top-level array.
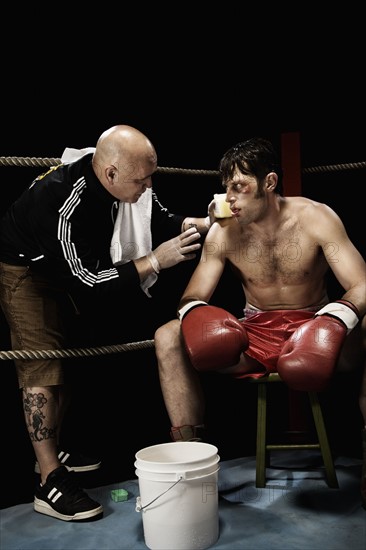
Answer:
[{"left": 1, "top": 451, "right": 365, "bottom": 550}]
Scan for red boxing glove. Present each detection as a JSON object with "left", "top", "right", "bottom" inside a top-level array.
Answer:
[
  {"left": 277, "top": 300, "right": 360, "bottom": 392},
  {"left": 179, "top": 302, "right": 249, "bottom": 372}
]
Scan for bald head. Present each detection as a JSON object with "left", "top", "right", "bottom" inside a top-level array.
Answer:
[
  {"left": 92, "top": 125, "right": 158, "bottom": 202},
  {"left": 94, "top": 125, "right": 156, "bottom": 166}
]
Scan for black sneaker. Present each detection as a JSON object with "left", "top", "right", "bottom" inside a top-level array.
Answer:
[
  {"left": 34, "top": 449, "right": 101, "bottom": 474},
  {"left": 34, "top": 466, "right": 103, "bottom": 521}
]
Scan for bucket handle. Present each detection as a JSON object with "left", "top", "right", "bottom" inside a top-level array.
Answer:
[{"left": 135, "top": 476, "right": 183, "bottom": 512}]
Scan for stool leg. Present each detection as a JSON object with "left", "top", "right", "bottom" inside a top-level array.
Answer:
[
  {"left": 256, "top": 383, "right": 267, "bottom": 488},
  {"left": 309, "top": 392, "right": 339, "bottom": 488}
]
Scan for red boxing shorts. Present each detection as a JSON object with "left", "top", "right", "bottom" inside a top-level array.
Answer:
[{"left": 234, "top": 308, "right": 316, "bottom": 380}]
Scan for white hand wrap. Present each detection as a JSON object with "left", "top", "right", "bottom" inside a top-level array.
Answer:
[
  {"left": 315, "top": 301, "right": 359, "bottom": 333},
  {"left": 147, "top": 251, "right": 160, "bottom": 274},
  {"left": 178, "top": 300, "right": 208, "bottom": 321}
]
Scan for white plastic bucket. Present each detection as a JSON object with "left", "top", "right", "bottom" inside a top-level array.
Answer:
[{"left": 135, "top": 442, "right": 220, "bottom": 550}]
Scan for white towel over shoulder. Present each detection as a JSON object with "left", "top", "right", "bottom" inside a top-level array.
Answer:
[
  {"left": 111, "top": 190, "right": 157, "bottom": 297},
  {"left": 61, "top": 147, "right": 96, "bottom": 163}
]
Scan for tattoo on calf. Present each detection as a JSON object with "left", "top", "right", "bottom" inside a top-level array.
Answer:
[{"left": 23, "top": 390, "right": 57, "bottom": 442}]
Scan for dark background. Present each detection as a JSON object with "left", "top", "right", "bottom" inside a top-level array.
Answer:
[{"left": 1, "top": 9, "right": 365, "bottom": 508}]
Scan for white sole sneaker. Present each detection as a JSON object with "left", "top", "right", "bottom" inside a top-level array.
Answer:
[{"left": 34, "top": 450, "right": 101, "bottom": 474}]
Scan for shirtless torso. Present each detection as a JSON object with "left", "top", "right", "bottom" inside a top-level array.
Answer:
[
  {"left": 181, "top": 195, "right": 364, "bottom": 314},
  {"left": 178, "top": 183, "right": 366, "bottom": 374}
]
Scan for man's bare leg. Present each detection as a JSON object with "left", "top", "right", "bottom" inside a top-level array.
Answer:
[
  {"left": 23, "top": 385, "right": 62, "bottom": 485},
  {"left": 154, "top": 318, "right": 265, "bottom": 441},
  {"left": 154, "top": 319, "right": 205, "bottom": 440}
]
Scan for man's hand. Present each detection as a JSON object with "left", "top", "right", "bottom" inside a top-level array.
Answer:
[{"left": 153, "top": 227, "right": 201, "bottom": 269}]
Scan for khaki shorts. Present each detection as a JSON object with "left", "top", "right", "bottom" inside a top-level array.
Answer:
[{"left": 0, "top": 262, "right": 66, "bottom": 388}]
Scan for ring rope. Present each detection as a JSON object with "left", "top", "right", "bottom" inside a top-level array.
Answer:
[
  {"left": 303, "top": 161, "right": 366, "bottom": 174},
  {"left": 0, "top": 154, "right": 364, "bottom": 362},
  {"left": 0, "top": 315, "right": 246, "bottom": 361},
  {"left": 0, "top": 156, "right": 365, "bottom": 175},
  {"left": 0, "top": 157, "right": 219, "bottom": 177},
  {"left": 0, "top": 339, "right": 155, "bottom": 361}
]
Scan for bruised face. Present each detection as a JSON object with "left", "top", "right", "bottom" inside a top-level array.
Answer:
[{"left": 222, "top": 167, "right": 270, "bottom": 225}]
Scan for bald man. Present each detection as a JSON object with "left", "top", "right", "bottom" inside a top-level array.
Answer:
[{"left": 0, "top": 125, "right": 215, "bottom": 521}]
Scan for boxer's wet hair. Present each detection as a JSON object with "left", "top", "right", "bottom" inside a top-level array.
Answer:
[{"left": 219, "top": 137, "right": 283, "bottom": 196}]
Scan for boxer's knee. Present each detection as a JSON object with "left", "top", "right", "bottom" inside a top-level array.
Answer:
[{"left": 154, "top": 319, "right": 181, "bottom": 360}]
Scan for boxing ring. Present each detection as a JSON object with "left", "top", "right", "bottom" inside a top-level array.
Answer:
[
  {"left": 1, "top": 132, "right": 365, "bottom": 366},
  {"left": 1, "top": 133, "right": 365, "bottom": 549}
]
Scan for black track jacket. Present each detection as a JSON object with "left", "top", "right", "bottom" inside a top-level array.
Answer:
[{"left": 0, "top": 154, "right": 184, "bottom": 302}]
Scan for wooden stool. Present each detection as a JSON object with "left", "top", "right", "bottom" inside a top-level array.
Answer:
[{"left": 251, "top": 373, "right": 339, "bottom": 488}]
